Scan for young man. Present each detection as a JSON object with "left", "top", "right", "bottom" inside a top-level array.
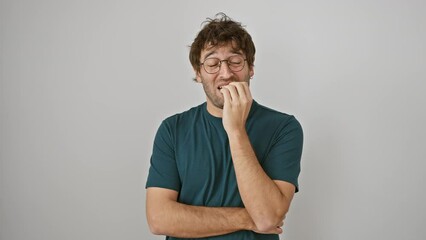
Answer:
[{"left": 146, "top": 13, "right": 303, "bottom": 240}]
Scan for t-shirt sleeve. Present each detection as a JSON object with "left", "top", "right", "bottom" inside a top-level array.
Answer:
[
  {"left": 262, "top": 116, "right": 303, "bottom": 192},
  {"left": 145, "top": 120, "right": 181, "bottom": 191}
]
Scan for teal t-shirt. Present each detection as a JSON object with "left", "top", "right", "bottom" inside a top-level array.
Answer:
[{"left": 146, "top": 100, "right": 303, "bottom": 240}]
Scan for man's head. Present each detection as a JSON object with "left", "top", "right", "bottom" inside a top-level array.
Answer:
[
  {"left": 189, "top": 13, "right": 256, "bottom": 114},
  {"left": 189, "top": 13, "right": 256, "bottom": 78}
]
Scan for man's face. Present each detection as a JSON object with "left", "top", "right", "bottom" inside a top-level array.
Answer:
[{"left": 195, "top": 42, "right": 254, "bottom": 115}]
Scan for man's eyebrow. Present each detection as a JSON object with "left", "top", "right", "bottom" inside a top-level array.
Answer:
[
  {"left": 203, "top": 50, "right": 217, "bottom": 60},
  {"left": 203, "top": 49, "right": 243, "bottom": 61},
  {"left": 230, "top": 49, "right": 243, "bottom": 55}
]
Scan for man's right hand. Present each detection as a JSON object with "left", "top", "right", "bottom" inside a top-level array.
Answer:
[{"left": 252, "top": 220, "right": 284, "bottom": 235}]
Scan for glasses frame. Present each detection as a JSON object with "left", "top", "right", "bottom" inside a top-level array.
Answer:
[{"left": 200, "top": 56, "right": 247, "bottom": 74}]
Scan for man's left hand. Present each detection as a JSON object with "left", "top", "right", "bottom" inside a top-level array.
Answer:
[{"left": 220, "top": 82, "right": 253, "bottom": 134}]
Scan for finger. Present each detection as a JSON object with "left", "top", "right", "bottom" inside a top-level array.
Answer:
[
  {"left": 242, "top": 82, "right": 252, "bottom": 100},
  {"left": 222, "top": 85, "right": 239, "bottom": 102},
  {"left": 220, "top": 88, "right": 231, "bottom": 106},
  {"left": 232, "top": 83, "right": 248, "bottom": 100},
  {"left": 230, "top": 82, "right": 252, "bottom": 101}
]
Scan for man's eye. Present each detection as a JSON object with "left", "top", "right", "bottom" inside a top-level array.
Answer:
[{"left": 207, "top": 63, "right": 219, "bottom": 67}]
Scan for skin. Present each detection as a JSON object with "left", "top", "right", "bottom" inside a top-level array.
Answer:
[{"left": 146, "top": 42, "right": 295, "bottom": 238}]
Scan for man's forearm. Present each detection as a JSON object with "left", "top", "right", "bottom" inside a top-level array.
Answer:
[
  {"left": 228, "top": 130, "right": 291, "bottom": 231},
  {"left": 147, "top": 198, "right": 253, "bottom": 238}
]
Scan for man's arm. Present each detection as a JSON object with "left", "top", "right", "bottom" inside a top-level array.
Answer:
[
  {"left": 221, "top": 82, "right": 296, "bottom": 232},
  {"left": 146, "top": 187, "right": 283, "bottom": 238}
]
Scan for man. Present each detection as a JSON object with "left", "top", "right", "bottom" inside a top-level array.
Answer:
[{"left": 146, "top": 13, "right": 303, "bottom": 240}]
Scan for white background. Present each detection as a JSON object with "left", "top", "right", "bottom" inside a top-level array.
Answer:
[{"left": 1, "top": 0, "right": 425, "bottom": 239}]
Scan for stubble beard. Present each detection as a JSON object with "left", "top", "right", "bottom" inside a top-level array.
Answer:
[{"left": 202, "top": 83, "right": 225, "bottom": 109}]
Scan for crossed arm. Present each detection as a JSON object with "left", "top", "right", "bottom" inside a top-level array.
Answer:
[
  {"left": 146, "top": 82, "right": 295, "bottom": 238},
  {"left": 146, "top": 181, "right": 292, "bottom": 238},
  {"left": 146, "top": 187, "right": 281, "bottom": 238}
]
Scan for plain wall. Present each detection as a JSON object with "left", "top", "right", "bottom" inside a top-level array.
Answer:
[{"left": 1, "top": 0, "right": 425, "bottom": 239}]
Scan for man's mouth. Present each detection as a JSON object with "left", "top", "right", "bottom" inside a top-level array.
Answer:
[{"left": 217, "top": 84, "right": 228, "bottom": 90}]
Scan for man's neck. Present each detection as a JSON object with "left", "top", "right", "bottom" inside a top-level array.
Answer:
[{"left": 206, "top": 101, "right": 223, "bottom": 118}]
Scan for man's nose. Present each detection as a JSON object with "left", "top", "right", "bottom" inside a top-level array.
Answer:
[{"left": 218, "top": 61, "right": 233, "bottom": 79}]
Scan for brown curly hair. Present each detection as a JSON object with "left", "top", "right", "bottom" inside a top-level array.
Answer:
[{"left": 189, "top": 13, "right": 256, "bottom": 79}]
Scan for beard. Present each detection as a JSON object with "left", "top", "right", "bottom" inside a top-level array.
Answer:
[{"left": 201, "top": 81, "right": 225, "bottom": 109}]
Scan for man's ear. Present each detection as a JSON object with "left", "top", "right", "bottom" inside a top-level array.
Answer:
[
  {"left": 194, "top": 69, "right": 202, "bottom": 83},
  {"left": 249, "top": 66, "right": 255, "bottom": 79}
]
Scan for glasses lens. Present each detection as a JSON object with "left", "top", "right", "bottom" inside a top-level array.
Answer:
[
  {"left": 203, "top": 58, "right": 220, "bottom": 73},
  {"left": 228, "top": 56, "right": 245, "bottom": 72}
]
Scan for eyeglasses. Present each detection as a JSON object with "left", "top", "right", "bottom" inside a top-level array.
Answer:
[{"left": 200, "top": 55, "right": 247, "bottom": 74}]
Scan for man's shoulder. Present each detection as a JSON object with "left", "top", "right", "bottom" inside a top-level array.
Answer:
[
  {"left": 161, "top": 102, "right": 206, "bottom": 125},
  {"left": 253, "top": 101, "right": 296, "bottom": 122},
  {"left": 250, "top": 101, "right": 303, "bottom": 136}
]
